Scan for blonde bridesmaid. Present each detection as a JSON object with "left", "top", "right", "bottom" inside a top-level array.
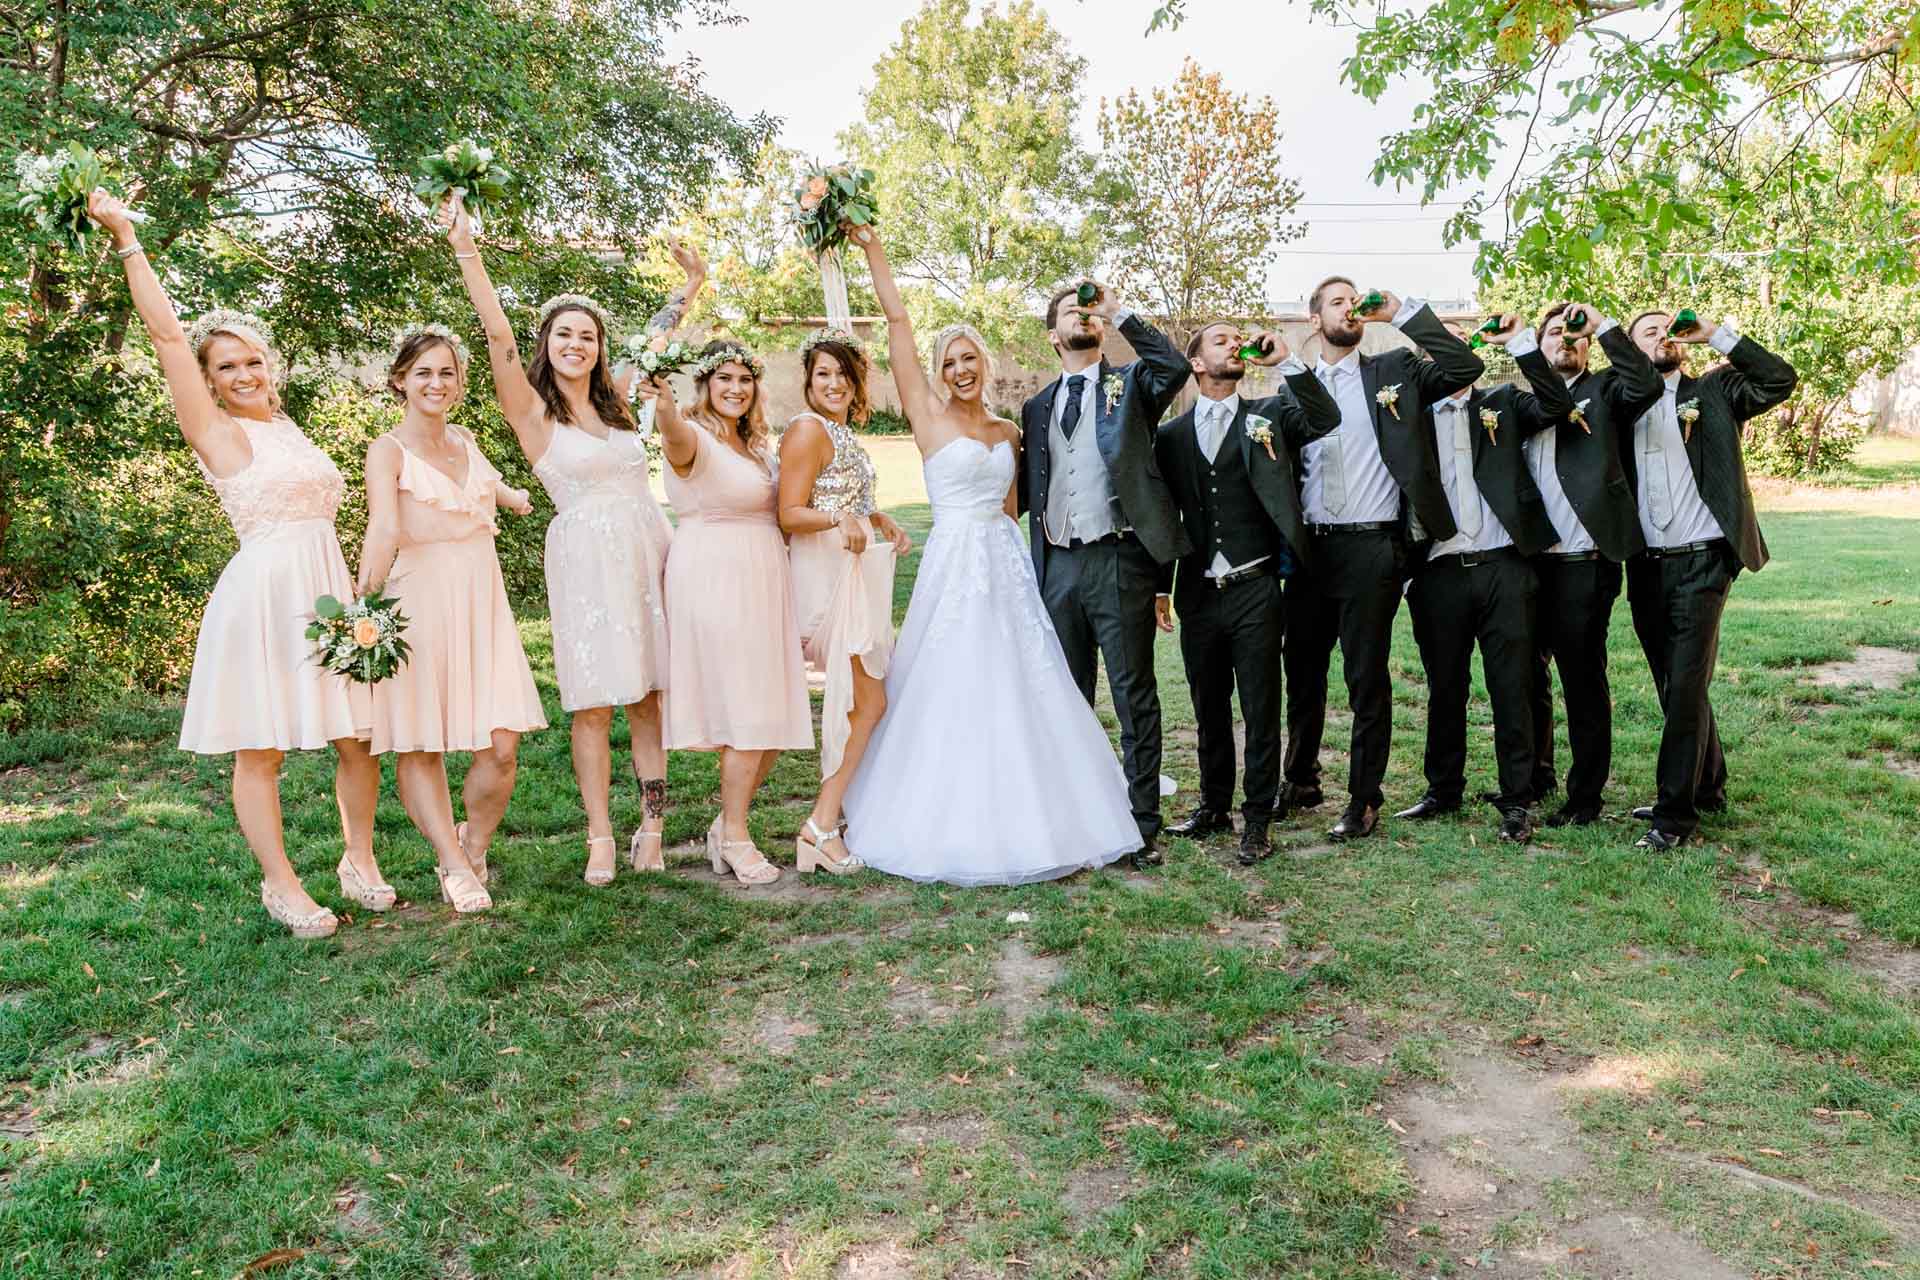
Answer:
[
  {"left": 89, "top": 190, "right": 381, "bottom": 940},
  {"left": 355, "top": 327, "right": 547, "bottom": 913},
  {"left": 634, "top": 342, "right": 813, "bottom": 885},
  {"left": 776, "top": 329, "right": 911, "bottom": 873},
  {"left": 441, "top": 195, "right": 700, "bottom": 885}
]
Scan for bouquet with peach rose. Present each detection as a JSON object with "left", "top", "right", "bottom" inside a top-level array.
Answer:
[
  {"left": 617, "top": 331, "right": 699, "bottom": 438},
  {"left": 307, "top": 589, "right": 411, "bottom": 684},
  {"left": 790, "top": 163, "right": 878, "bottom": 253}
]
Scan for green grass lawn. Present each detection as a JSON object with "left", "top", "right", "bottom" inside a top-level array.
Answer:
[{"left": 3, "top": 452, "right": 1918, "bottom": 1279}]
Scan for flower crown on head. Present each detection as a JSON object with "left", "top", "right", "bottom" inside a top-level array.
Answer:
[
  {"left": 536, "top": 292, "right": 612, "bottom": 339},
  {"left": 692, "top": 342, "right": 764, "bottom": 380},
  {"left": 390, "top": 322, "right": 470, "bottom": 369},
  {"left": 799, "top": 325, "right": 862, "bottom": 362},
  {"left": 185, "top": 307, "right": 275, "bottom": 355}
]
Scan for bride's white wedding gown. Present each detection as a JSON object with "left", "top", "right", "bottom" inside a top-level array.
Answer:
[{"left": 842, "top": 436, "right": 1142, "bottom": 885}]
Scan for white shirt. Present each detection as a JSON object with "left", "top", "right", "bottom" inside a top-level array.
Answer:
[
  {"left": 1426, "top": 389, "right": 1513, "bottom": 558},
  {"left": 1523, "top": 316, "right": 1616, "bottom": 555},
  {"left": 1191, "top": 390, "right": 1269, "bottom": 579},
  {"left": 1301, "top": 295, "right": 1428, "bottom": 526},
  {"left": 1043, "top": 307, "right": 1136, "bottom": 547},
  {"left": 1633, "top": 324, "right": 1741, "bottom": 548}
]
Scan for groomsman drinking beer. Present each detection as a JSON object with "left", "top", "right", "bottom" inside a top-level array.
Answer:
[
  {"left": 1281, "top": 280, "right": 1484, "bottom": 842},
  {"left": 1525, "top": 303, "right": 1664, "bottom": 826},
  {"left": 1154, "top": 323, "right": 1341, "bottom": 862},
  {"left": 1397, "top": 316, "right": 1573, "bottom": 843},
  {"left": 1622, "top": 309, "right": 1796, "bottom": 850}
]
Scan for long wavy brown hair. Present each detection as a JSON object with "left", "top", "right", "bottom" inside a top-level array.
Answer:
[
  {"left": 689, "top": 340, "right": 771, "bottom": 459},
  {"left": 526, "top": 305, "right": 632, "bottom": 430},
  {"left": 803, "top": 339, "right": 872, "bottom": 426}
]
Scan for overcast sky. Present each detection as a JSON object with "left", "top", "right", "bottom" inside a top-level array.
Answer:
[{"left": 667, "top": 0, "right": 1487, "bottom": 307}]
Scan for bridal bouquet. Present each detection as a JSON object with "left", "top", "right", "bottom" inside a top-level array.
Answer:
[
  {"left": 414, "top": 138, "right": 512, "bottom": 222},
  {"left": 790, "top": 163, "right": 879, "bottom": 253},
  {"left": 11, "top": 143, "right": 145, "bottom": 252},
  {"left": 308, "top": 590, "right": 411, "bottom": 684},
  {"left": 619, "top": 331, "right": 700, "bottom": 437}
]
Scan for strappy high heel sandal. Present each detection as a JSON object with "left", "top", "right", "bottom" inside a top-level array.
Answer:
[
  {"left": 795, "top": 818, "right": 863, "bottom": 876},
  {"left": 584, "top": 835, "right": 616, "bottom": 887},
  {"left": 629, "top": 828, "right": 665, "bottom": 872},
  {"left": 703, "top": 812, "right": 723, "bottom": 869},
  {"left": 435, "top": 863, "right": 492, "bottom": 914},
  {"left": 261, "top": 883, "right": 339, "bottom": 939},
  {"left": 711, "top": 835, "right": 781, "bottom": 886},
  {"left": 455, "top": 821, "right": 489, "bottom": 884},
  {"left": 336, "top": 855, "right": 396, "bottom": 912}
]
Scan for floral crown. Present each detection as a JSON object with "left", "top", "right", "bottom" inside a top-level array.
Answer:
[
  {"left": 536, "top": 292, "right": 613, "bottom": 340},
  {"left": 799, "top": 325, "right": 863, "bottom": 362},
  {"left": 390, "top": 322, "right": 470, "bottom": 369},
  {"left": 692, "top": 342, "right": 764, "bottom": 379},
  {"left": 186, "top": 308, "right": 275, "bottom": 355}
]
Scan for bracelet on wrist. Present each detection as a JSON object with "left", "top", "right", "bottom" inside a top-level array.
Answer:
[
  {"left": 115, "top": 241, "right": 144, "bottom": 260},
  {"left": 454, "top": 250, "right": 478, "bottom": 261}
]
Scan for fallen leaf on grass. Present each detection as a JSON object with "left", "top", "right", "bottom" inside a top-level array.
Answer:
[
  {"left": 1756, "top": 1147, "right": 1787, "bottom": 1157},
  {"left": 241, "top": 1249, "right": 304, "bottom": 1274},
  {"left": 1385, "top": 1117, "right": 1407, "bottom": 1134},
  {"left": 497, "top": 1046, "right": 521, "bottom": 1056}
]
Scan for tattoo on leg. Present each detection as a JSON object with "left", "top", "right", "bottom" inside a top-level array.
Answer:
[{"left": 640, "top": 777, "right": 667, "bottom": 820}]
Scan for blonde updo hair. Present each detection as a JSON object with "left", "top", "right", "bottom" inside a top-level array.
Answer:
[
  {"left": 187, "top": 309, "right": 284, "bottom": 414},
  {"left": 927, "top": 323, "right": 995, "bottom": 404}
]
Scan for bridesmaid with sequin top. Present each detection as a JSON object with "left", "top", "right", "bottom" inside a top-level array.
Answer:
[
  {"left": 776, "top": 330, "right": 913, "bottom": 873},
  {"left": 89, "top": 189, "right": 381, "bottom": 941},
  {"left": 440, "top": 194, "right": 703, "bottom": 887}
]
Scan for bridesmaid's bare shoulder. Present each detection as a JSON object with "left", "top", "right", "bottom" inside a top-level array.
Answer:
[{"left": 988, "top": 416, "right": 1021, "bottom": 451}]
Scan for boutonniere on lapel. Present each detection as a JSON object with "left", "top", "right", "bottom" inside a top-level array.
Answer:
[
  {"left": 1245, "top": 414, "right": 1276, "bottom": 460},
  {"left": 1479, "top": 406, "right": 1501, "bottom": 445},
  {"left": 1102, "top": 372, "right": 1125, "bottom": 414},
  {"left": 1677, "top": 397, "right": 1701, "bottom": 443},
  {"left": 1569, "top": 397, "right": 1592, "bottom": 434},
  {"left": 1375, "top": 383, "right": 1402, "bottom": 420}
]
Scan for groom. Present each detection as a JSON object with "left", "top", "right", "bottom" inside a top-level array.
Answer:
[{"left": 1021, "top": 282, "right": 1193, "bottom": 864}]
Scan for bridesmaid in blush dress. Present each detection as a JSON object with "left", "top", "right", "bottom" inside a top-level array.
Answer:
[
  {"left": 89, "top": 190, "right": 381, "bottom": 940},
  {"left": 634, "top": 342, "right": 812, "bottom": 886},
  {"left": 356, "top": 327, "right": 547, "bottom": 914},
  {"left": 441, "top": 195, "right": 701, "bottom": 886},
  {"left": 775, "top": 329, "right": 911, "bottom": 874}
]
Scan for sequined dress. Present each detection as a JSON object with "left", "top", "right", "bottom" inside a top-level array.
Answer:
[{"left": 785, "top": 413, "right": 896, "bottom": 779}]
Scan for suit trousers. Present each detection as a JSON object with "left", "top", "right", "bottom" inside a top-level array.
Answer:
[
  {"left": 1177, "top": 573, "right": 1285, "bottom": 825},
  {"left": 1529, "top": 556, "right": 1623, "bottom": 810},
  {"left": 1282, "top": 528, "right": 1403, "bottom": 811},
  {"left": 1040, "top": 534, "right": 1164, "bottom": 838},
  {"left": 1626, "top": 543, "right": 1736, "bottom": 837},
  {"left": 1406, "top": 551, "right": 1538, "bottom": 809}
]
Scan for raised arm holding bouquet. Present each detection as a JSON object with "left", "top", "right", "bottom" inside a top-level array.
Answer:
[
  {"left": 13, "top": 144, "right": 145, "bottom": 251},
  {"left": 791, "top": 163, "right": 878, "bottom": 331},
  {"left": 86, "top": 188, "right": 380, "bottom": 941}
]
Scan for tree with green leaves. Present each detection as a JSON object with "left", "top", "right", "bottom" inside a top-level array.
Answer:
[
  {"left": 1096, "top": 58, "right": 1307, "bottom": 344},
  {"left": 839, "top": 0, "right": 1100, "bottom": 355}
]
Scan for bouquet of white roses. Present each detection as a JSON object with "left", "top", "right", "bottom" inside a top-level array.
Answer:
[
  {"left": 11, "top": 143, "right": 145, "bottom": 252},
  {"left": 619, "top": 331, "right": 700, "bottom": 438},
  {"left": 414, "top": 137, "right": 512, "bottom": 225},
  {"left": 307, "top": 590, "right": 411, "bottom": 684}
]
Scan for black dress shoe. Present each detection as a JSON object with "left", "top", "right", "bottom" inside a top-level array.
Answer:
[
  {"left": 1128, "top": 834, "right": 1163, "bottom": 869},
  {"left": 1630, "top": 804, "right": 1654, "bottom": 821},
  {"left": 1328, "top": 805, "right": 1379, "bottom": 842},
  {"left": 1392, "top": 795, "right": 1460, "bottom": 821},
  {"left": 1543, "top": 804, "right": 1602, "bottom": 828},
  {"left": 1284, "top": 783, "right": 1325, "bottom": 810},
  {"left": 1236, "top": 823, "right": 1273, "bottom": 865},
  {"left": 1634, "top": 827, "right": 1683, "bottom": 851},
  {"left": 1498, "top": 808, "right": 1533, "bottom": 843},
  {"left": 1698, "top": 795, "right": 1728, "bottom": 814},
  {"left": 1167, "top": 807, "right": 1233, "bottom": 839}
]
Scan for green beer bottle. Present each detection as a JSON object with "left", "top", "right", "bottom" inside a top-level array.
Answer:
[
  {"left": 1668, "top": 308, "right": 1697, "bottom": 336},
  {"left": 1076, "top": 281, "right": 1098, "bottom": 306},
  {"left": 1468, "top": 315, "right": 1503, "bottom": 349},
  {"left": 1355, "top": 289, "right": 1386, "bottom": 316}
]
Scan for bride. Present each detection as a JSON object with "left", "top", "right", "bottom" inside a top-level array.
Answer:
[{"left": 840, "top": 227, "right": 1142, "bottom": 885}]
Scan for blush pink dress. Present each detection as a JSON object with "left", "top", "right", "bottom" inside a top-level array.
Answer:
[
  {"left": 783, "top": 414, "right": 895, "bottom": 778},
  {"left": 662, "top": 426, "right": 812, "bottom": 752},
  {"left": 367, "top": 430, "right": 547, "bottom": 754},
  {"left": 178, "top": 414, "right": 371, "bottom": 754}
]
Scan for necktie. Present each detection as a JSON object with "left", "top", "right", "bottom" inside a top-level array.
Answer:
[
  {"left": 1447, "top": 402, "right": 1482, "bottom": 537},
  {"left": 1202, "top": 402, "right": 1224, "bottom": 462},
  {"left": 1060, "top": 374, "right": 1085, "bottom": 441},
  {"left": 1317, "top": 367, "right": 1348, "bottom": 517},
  {"left": 1643, "top": 397, "right": 1675, "bottom": 531}
]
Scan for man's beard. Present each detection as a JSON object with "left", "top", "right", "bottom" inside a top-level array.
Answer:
[
  {"left": 1061, "top": 329, "right": 1101, "bottom": 353},
  {"left": 1211, "top": 363, "right": 1245, "bottom": 382},
  {"left": 1652, "top": 346, "right": 1682, "bottom": 373},
  {"left": 1550, "top": 350, "right": 1586, "bottom": 377},
  {"left": 1321, "top": 319, "right": 1362, "bottom": 350}
]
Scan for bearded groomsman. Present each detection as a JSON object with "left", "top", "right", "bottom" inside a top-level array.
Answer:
[
  {"left": 1020, "top": 282, "right": 1193, "bottom": 865},
  {"left": 1524, "top": 302, "right": 1665, "bottom": 827},
  {"left": 1622, "top": 309, "right": 1796, "bottom": 850},
  {"left": 1395, "top": 315, "right": 1572, "bottom": 843},
  {"left": 1154, "top": 323, "right": 1341, "bottom": 863},
  {"left": 1281, "top": 280, "right": 1484, "bottom": 842}
]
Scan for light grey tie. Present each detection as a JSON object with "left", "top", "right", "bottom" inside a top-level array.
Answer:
[
  {"left": 1203, "top": 402, "right": 1225, "bottom": 462},
  {"left": 1447, "top": 402, "right": 1482, "bottom": 537},
  {"left": 1643, "top": 398, "right": 1676, "bottom": 531},
  {"left": 1317, "top": 368, "right": 1348, "bottom": 517}
]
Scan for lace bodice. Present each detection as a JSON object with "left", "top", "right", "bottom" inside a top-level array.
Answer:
[
  {"left": 926, "top": 435, "right": 1015, "bottom": 523},
  {"left": 197, "top": 415, "right": 345, "bottom": 541},
  {"left": 794, "top": 414, "right": 878, "bottom": 519},
  {"left": 532, "top": 421, "right": 653, "bottom": 512}
]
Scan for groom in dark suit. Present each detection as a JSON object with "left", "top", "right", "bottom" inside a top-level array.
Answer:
[
  {"left": 1153, "top": 323, "right": 1341, "bottom": 862},
  {"left": 1020, "top": 282, "right": 1192, "bottom": 863}
]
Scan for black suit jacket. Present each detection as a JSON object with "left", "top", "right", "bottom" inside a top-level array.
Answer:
[
  {"left": 1330, "top": 304, "right": 1486, "bottom": 542},
  {"left": 1154, "top": 369, "right": 1343, "bottom": 597},
  {"left": 1536, "top": 325, "right": 1664, "bottom": 562},
  {"left": 1420, "top": 347, "right": 1571, "bottom": 557},
  {"left": 1019, "top": 312, "right": 1193, "bottom": 582},
  {"left": 1620, "top": 335, "right": 1796, "bottom": 572}
]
